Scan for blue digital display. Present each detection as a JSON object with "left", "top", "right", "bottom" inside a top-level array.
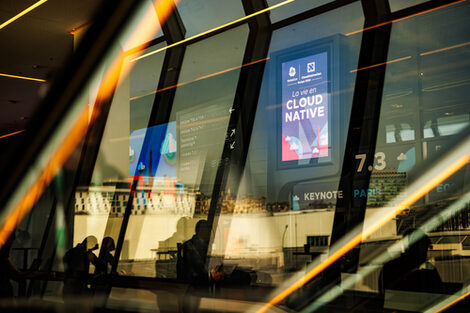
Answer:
[
  {"left": 129, "top": 122, "right": 177, "bottom": 181},
  {"left": 281, "top": 52, "right": 329, "bottom": 161}
]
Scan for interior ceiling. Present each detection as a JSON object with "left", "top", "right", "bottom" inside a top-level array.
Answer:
[{"left": 0, "top": 0, "right": 102, "bottom": 135}]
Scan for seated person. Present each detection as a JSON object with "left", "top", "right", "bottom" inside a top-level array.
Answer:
[{"left": 380, "top": 229, "right": 443, "bottom": 294}]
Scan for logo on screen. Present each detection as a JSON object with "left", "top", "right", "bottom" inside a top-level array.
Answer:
[
  {"left": 289, "top": 66, "right": 296, "bottom": 77},
  {"left": 307, "top": 62, "right": 315, "bottom": 73}
]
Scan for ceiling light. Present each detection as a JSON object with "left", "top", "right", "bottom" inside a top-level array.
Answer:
[
  {"left": 0, "top": 130, "right": 25, "bottom": 140},
  {"left": 0, "top": 0, "right": 48, "bottom": 30},
  {"left": 0, "top": 72, "right": 46, "bottom": 82}
]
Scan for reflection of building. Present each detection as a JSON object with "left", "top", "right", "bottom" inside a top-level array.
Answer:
[
  {"left": 74, "top": 178, "right": 196, "bottom": 216},
  {"left": 367, "top": 170, "right": 408, "bottom": 207},
  {"left": 75, "top": 183, "right": 283, "bottom": 217},
  {"left": 218, "top": 190, "right": 268, "bottom": 214}
]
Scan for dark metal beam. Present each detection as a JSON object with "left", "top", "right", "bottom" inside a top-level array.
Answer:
[
  {"left": 328, "top": 0, "right": 392, "bottom": 277},
  {"left": 110, "top": 1, "right": 186, "bottom": 281},
  {"left": 204, "top": 0, "right": 272, "bottom": 255}
]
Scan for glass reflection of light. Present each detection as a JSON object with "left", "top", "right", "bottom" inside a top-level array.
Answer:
[{"left": 255, "top": 133, "right": 470, "bottom": 313}]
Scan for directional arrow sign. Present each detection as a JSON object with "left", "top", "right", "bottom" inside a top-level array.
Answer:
[
  {"left": 230, "top": 141, "right": 235, "bottom": 149},
  {"left": 230, "top": 129, "right": 235, "bottom": 136}
]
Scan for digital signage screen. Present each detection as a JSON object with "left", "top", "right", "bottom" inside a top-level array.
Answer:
[
  {"left": 281, "top": 52, "right": 329, "bottom": 162},
  {"left": 129, "top": 122, "right": 177, "bottom": 181}
]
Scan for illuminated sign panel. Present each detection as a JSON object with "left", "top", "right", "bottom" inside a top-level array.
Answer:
[
  {"left": 281, "top": 52, "right": 329, "bottom": 161},
  {"left": 129, "top": 122, "right": 177, "bottom": 180}
]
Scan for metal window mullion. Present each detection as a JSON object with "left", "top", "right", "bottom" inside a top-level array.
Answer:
[
  {"left": 203, "top": 0, "right": 272, "bottom": 255},
  {"left": 111, "top": 3, "right": 186, "bottom": 273},
  {"left": 327, "top": 0, "right": 392, "bottom": 282}
]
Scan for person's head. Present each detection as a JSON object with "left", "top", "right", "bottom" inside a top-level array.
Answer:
[
  {"left": 195, "top": 220, "right": 209, "bottom": 239},
  {"left": 81, "top": 235, "right": 99, "bottom": 251},
  {"left": 101, "top": 237, "right": 115, "bottom": 252}
]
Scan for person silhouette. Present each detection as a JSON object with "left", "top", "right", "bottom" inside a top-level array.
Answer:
[
  {"left": 181, "top": 220, "right": 224, "bottom": 313},
  {"left": 63, "top": 236, "right": 99, "bottom": 300},
  {"left": 92, "top": 236, "right": 116, "bottom": 308},
  {"left": 95, "top": 237, "right": 115, "bottom": 276},
  {"left": 0, "top": 232, "right": 24, "bottom": 298},
  {"left": 380, "top": 229, "right": 444, "bottom": 309}
]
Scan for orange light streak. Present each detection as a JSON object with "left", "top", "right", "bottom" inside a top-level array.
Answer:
[
  {"left": 420, "top": 41, "right": 470, "bottom": 56},
  {"left": 0, "top": 130, "right": 25, "bottom": 140},
  {"left": 256, "top": 152, "right": 470, "bottom": 313},
  {"left": 350, "top": 56, "right": 411, "bottom": 73},
  {"left": 0, "top": 0, "right": 177, "bottom": 248},
  {"left": 0, "top": 106, "right": 90, "bottom": 245},
  {"left": 434, "top": 290, "right": 470, "bottom": 313},
  {"left": 345, "top": 0, "right": 466, "bottom": 36},
  {"left": 130, "top": 57, "right": 269, "bottom": 101}
]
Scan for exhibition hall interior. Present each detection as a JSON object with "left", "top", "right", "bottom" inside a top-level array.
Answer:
[{"left": 0, "top": 0, "right": 469, "bottom": 312}]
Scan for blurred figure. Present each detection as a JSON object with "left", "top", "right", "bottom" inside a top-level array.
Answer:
[
  {"left": 93, "top": 237, "right": 116, "bottom": 308},
  {"left": 63, "top": 235, "right": 99, "bottom": 300},
  {"left": 95, "top": 237, "right": 115, "bottom": 275},
  {"left": 155, "top": 217, "right": 191, "bottom": 313},
  {"left": 380, "top": 229, "right": 443, "bottom": 302},
  {"left": 0, "top": 231, "right": 42, "bottom": 299},
  {"left": 181, "top": 220, "right": 224, "bottom": 313},
  {"left": 0, "top": 232, "right": 24, "bottom": 298}
]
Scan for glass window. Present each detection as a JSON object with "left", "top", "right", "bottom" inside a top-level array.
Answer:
[
  {"left": 118, "top": 25, "right": 249, "bottom": 277},
  {"left": 384, "top": 122, "right": 416, "bottom": 143},
  {"left": 210, "top": 1, "right": 364, "bottom": 287},
  {"left": 267, "top": 0, "right": 332, "bottom": 23},
  {"left": 389, "top": 0, "right": 429, "bottom": 12},
  {"left": 357, "top": 2, "right": 470, "bottom": 312},
  {"left": 177, "top": 0, "right": 245, "bottom": 37},
  {"left": 3, "top": 1, "right": 470, "bottom": 312},
  {"left": 423, "top": 113, "right": 470, "bottom": 138}
]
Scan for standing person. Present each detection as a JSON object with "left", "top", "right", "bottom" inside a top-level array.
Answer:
[
  {"left": 62, "top": 236, "right": 98, "bottom": 300},
  {"left": 181, "top": 220, "right": 224, "bottom": 313}
]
